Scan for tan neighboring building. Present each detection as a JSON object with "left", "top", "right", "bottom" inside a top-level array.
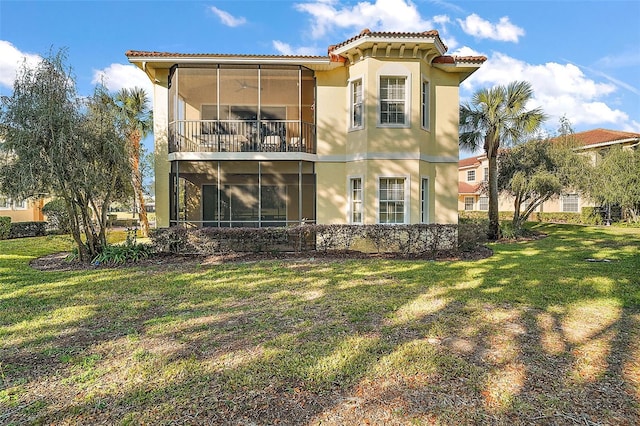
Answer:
[
  {"left": 0, "top": 195, "right": 45, "bottom": 222},
  {"left": 127, "top": 30, "right": 485, "bottom": 228},
  {"left": 458, "top": 128, "right": 640, "bottom": 214}
]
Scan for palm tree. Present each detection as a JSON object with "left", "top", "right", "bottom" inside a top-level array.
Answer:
[
  {"left": 460, "top": 81, "right": 546, "bottom": 240},
  {"left": 115, "top": 87, "right": 153, "bottom": 236}
]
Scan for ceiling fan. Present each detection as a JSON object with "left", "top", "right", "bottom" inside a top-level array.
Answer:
[{"left": 236, "top": 80, "right": 260, "bottom": 91}]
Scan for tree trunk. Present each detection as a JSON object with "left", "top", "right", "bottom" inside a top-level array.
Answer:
[
  {"left": 130, "top": 133, "right": 149, "bottom": 237},
  {"left": 512, "top": 194, "right": 521, "bottom": 229},
  {"left": 488, "top": 152, "right": 500, "bottom": 240}
]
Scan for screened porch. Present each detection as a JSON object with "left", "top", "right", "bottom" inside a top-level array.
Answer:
[
  {"left": 169, "top": 160, "right": 316, "bottom": 227},
  {"left": 168, "top": 65, "right": 316, "bottom": 155}
]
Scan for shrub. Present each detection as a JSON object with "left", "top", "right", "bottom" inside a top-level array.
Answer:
[
  {"left": 8, "top": 221, "right": 47, "bottom": 239},
  {"left": 533, "top": 212, "right": 582, "bottom": 224},
  {"left": 458, "top": 219, "right": 489, "bottom": 250},
  {"left": 109, "top": 218, "right": 139, "bottom": 228},
  {"left": 150, "top": 224, "right": 459, "bottom": 256},
  {"left": 0, "top": 217, "right": 10, "bottom": 240},
  {"left": 42, "top": 199, "right": 71, "bottom": 233},
  {"left": 92, "top": 229, "right": 154, "bottom": 264},
  {"left": 581, "top": 207, "right": 603, "bottom": 225}
]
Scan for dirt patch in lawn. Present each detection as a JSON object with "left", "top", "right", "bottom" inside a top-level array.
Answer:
[{"left": 30, "top": 245, "right": 494, "bottom": 272}]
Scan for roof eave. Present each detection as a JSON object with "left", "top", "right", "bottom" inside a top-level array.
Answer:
[
  {"left": 331, "top": 35, "right": 447, "bottom": 58},
  {"left": 126, "top": 54, "right": 341, "bottom": 72},
  {"left": 432, "top": 62, "right": 484, "bottom": 82},
  {"left": 574, "top": 137, "right": 640, "bottom": 151}
]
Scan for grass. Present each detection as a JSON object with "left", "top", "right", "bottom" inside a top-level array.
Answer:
[{"left": 0, "top": 223, "right": 639, "bottom": 424}]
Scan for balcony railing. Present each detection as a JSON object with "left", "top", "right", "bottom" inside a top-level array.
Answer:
[{"left": 169, "top": 120, "right": 315, "bottom": 154}]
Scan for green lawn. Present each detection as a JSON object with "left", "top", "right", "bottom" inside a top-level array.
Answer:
[{"left": 1, "top": 224, "right": 639, "bottom": 425}]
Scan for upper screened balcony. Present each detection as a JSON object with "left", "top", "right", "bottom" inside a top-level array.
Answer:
[{"left": 169, "top": 65, "right": 316, "bottom": 156}]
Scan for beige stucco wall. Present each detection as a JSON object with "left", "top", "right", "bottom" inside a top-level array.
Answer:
[
  {"left": 0, "top": 198, "right": 45, "bottom": 223},
  {"left": 314, "top": 55, "right": 460, "bottom": 225},
  {"left": 153, "top": 70, "right": 170, "bottom": 228}
]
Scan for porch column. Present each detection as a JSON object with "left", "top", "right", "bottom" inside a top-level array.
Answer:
[
  {"left": 258, "top": 161, "right": 262, "bottom": 227},
  {"left": 299, "top": 160, "right": 302, "bottom": 225}
]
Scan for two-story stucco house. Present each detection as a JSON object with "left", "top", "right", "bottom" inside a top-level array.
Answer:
[
  {"left": 458, "top": 128, "right": 640, "bottom": 214},
  {"left": 127, "top": 30, "right": 485, "bottom": 229}
]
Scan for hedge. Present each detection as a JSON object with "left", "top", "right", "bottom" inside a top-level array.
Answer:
[
  {"left": 0, "top": 217, "right": 10, "bottom": 240},
  {"left": 8, "top": 221, "right": 48, "bottom": 239},
  {"left": 150, "top": 224, "right": 461, "bottom": 256},
  {"left": 459, "top": 209, "right": 604, "bottom": 225}
]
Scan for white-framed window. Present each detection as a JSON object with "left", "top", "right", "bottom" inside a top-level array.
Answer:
[
  {"left": 379, "top": 76, "right": 407, "bottom": 126},
  {"left": 349, "top": 177, "right": 363, "bottom": 223},
  {"left": 379, "top": 177, "right": 407, "bottom": 224},
  {"left": 464, "top": 197, "right": 475, "bottom": 211},
  {"left": 0, "top": 196, "right": 26, "bottom": 210},
  {"left": 350, "top": 78, "right": 363, "bottom": 130},
  {"left": 479, "top": 196, "right": 489, "bottom": 211},
  {"left": 421, "top": 178, "right": 429, "bottom": 223},
  {"left": 421, "top": 78, "right": 430, "bottom": 130},
  {"left": 562, "top": 194, "right": 579, "bottom": 212},
  {"left": 483, "top": 167, "right": 489, "bottom": 182},
  {"left": 467, "top": 170, "right": 476, "bottom": 182},
  {"left": 13, "top": 199, "right": 27, "bottom": 210}
]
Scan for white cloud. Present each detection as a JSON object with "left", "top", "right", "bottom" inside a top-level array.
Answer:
[
  {"left": 92, "top": 63, "right": 153, "bottom": 96},
  {"left": 0, "top": 40, "right": 41, "bottom": 88},
  {"left": 462, "top": 52, "right": 630, "bottom": 129},
  {"left": 451, "top": 46, "right": 484, "bottom": 57},
  {"left": 458, "top": 14, "right": 524, "bottom": 42},
  {"left": 433, "top": 14, "right": 458, "bottom": 50},
  {"left": 294, "top": 0, "right": 432, "bottom": 39},
  {"left": 210, "top": 6, "right": 247, "bottom": 27},
  {"left": 272, "top": 41, "right": 322, "bottom": 56}
]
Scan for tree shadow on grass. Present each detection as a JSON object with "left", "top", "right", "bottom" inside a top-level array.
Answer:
[{"left": 1, "top": 224, "right": 639, "bottom": 424}]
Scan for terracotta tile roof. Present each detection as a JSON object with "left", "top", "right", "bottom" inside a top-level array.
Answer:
[
  {"left": 459, "top": 181, "right": 481, "bottom": 194},
  {"left": 433, "top": 55, "right": 487, "bottom": 64},
  {"left": 459, "top": 155, "right": 483, "bottom": 168},
  {"left": 125, "top": 50, "right": 326, "bottom": 60},
  {"left": 553, "top": 128, "right": 640, "bottom": 148},
  {"left": 329, "top": 28, "right": 443, "bottom": 51},
  {"left": 127, "top": 29, "right": 485, "bottom": 65}
]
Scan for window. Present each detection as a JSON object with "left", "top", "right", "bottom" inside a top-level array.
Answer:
[
  {"left": 464, "top": 197, "right": 475, "bottom": 211},
  {"left": 350, "top": 79, "right": 363, "bottom": 129},
  {"left": 479, "top": 196, "right": 488, "bottom": 211},
  {"left": 0, "top": 196, "right": 25, "bottom": 210},
  {"left": 350, "top": 178, "right": 363, "bottom": 223},
  {"left": 562, "top": 194, "right": 579, "bottom": 212},
  {"left": 421, "top": 79, "right": 429, "bottom": 130},
  {"left": 483, "top": 167, "right": 489, "bottom": 182},
  {"left": 421, "top": 178, "right": 429, "bottom": 223},
  {"left": 379, "top": 178, "right": 406, "bottom": 223},
  {"left": 467, "top": 170, "right": 476, "bottom": 182},
  {"left": 379, "top": 76, "right": 406, "bottom": 125}
]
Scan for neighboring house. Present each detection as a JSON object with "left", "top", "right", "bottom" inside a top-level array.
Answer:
[
  {"left": 458, "top": 128, "right": 640, "bottom": 214},
  {"left": 0, "top": 194, "right": 45, "bottom": 222},
  {"left": 127, "top": 29, "right": 485, "bottom": 228}
]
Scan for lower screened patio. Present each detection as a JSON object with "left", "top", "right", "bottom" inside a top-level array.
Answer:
[{"left": 170, "top": 160, "right": 316, "bottom": 227}]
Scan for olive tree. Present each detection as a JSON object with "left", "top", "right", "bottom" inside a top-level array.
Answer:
[
  {"left": 498, "top": 138, "right": 586, "bottom": 232},
  {"left": 586, "top": 146, "right": 640, "bottom": 223},
  {"left": 0, "top": 50, "right": 132, "bottom": 260}
]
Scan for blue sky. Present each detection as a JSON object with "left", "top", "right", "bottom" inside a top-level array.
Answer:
[{"left": 1, "top": 0, "right": 639, "bottom": 150}]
